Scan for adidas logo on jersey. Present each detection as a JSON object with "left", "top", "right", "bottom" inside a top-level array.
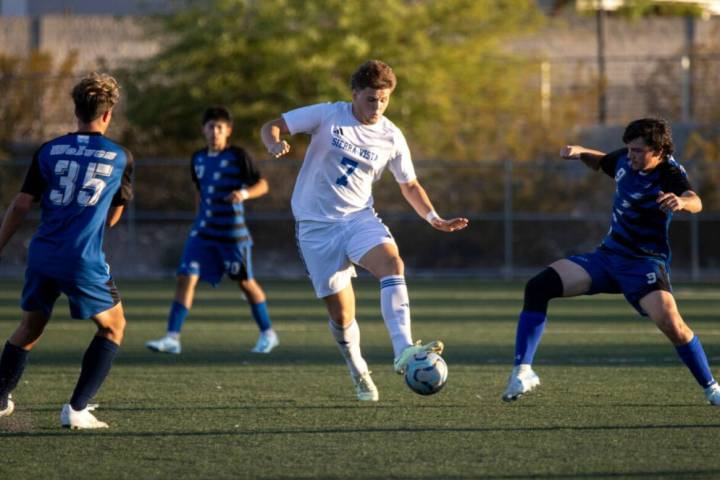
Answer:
[
  {"left": 333, "top": 127, "right": 344, "bottom": 136},
  {"left": 49, "top": 144, "right": 118, "bottom": 160}
]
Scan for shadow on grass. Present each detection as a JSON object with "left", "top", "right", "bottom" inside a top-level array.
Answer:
[
  {"left": 2, "top": 422, "right": 720, "bottom": 439},
  {"left": 17, "top": 343, "right": 708, "bottom": 368}
]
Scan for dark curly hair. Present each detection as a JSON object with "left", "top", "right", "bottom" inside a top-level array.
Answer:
[
  {"left": 350, "top": 60, "right": 396, "bottom": 91},
  {"left": 72, "top": 72, "right": 120, "bottom": 123},
  {"left": 622, "top": 118, "right": 674, "bottom": 161},
  {"left": 202, "top": 106, "right": 233, "bottom": 126}
]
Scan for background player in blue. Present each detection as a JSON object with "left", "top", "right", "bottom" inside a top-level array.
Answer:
[
  {"left": 145, "top": 107, "right": 278, "bottom": 355},
  {"left": 502, "top": 118, "right": 720, "bottom": 406},
  {"left": 0, "top": 73, "right": 134, "bottom": 428}
]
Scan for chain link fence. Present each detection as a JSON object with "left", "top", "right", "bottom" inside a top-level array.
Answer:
[{"left": 2, "top": 157, "right": 720, "bottom": 280}]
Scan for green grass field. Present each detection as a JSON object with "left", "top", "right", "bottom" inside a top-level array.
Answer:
[{"left": 1, "top": 278, "right": 720, "bottom": 479}]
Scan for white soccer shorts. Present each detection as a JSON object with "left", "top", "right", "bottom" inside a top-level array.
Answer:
[{"left": 295, "top": 209, "right": 396, "bottom": 298}]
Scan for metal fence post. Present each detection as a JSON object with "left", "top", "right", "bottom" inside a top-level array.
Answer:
[
  {"left": 127, "top": 167, "right": 136, "bottom": 248},
  {"left": 503, "top": 157, "right": 513, "bottom": 280},
  {"left": 691, "top": 213, "right": 700, "bottom": 281},
  {"left": 681, "top": 55, "right": 691, "bottom": 123},
  {"left": 541, "top": 61, "right": 551, "bottom": 125}
]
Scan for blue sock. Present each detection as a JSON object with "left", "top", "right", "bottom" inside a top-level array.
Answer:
[
  {"left": 676, "top": 336, "right": 716, "bottom": 389},
  {"left": 70, "top": 336, "right": 119, "bottom": 411},
  {"left": 167, "top": 301, "right": 189, "bottom": 334},
  {"left": 514, "top": 311, "right": 547, "bottom": 366},
  {"left": 0, "top": 342, "right": 29, "bottom": 410},
  {"left": 250, "top": 301, "right": 272, "bottom": 332}
]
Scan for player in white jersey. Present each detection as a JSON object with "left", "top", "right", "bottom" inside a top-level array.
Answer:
[{"left": 260, "top": 60, "right": 468, "bottom": 401}]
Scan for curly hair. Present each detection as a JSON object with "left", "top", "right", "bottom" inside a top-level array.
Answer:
[
  {"left": 71, "top": 72, "right": 120, "bottom": 123},
  {"left": 622, "top": 118, "right": 674, "bottom": 160},
  {"left": 350, "top": 60, "right": 396, "bottom": 91}
]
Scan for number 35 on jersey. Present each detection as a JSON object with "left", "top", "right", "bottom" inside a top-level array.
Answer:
[{"left": 49, "top": 160, "right": 114, "bottom": 207}]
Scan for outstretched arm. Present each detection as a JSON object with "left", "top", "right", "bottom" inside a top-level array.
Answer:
[
  {"left": 399, "top": 179, "right": 468, "bottom": 233},
  {"left": 560, "top": 145, "right": 607, "bottom": 171},
  {"left": 0, "top": 193, "right": 34, "bottom": 256},
  {"left": 260, "top": 118, "right": 292, "bottom": 158}
]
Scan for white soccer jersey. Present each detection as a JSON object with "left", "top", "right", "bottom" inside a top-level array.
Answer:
[{"left": 283, "top": 102, "right": 416, "bottom": 222}]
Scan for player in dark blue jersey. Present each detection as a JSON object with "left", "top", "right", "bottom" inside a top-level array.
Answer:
[
  {"left": 0, "top": 73, "right": 134, "bottom": 428},
  {"left": 502, "top": 118, "right": 720, "bottom": 406},
  {"left": 145, "top": 106, "right": 278, "bottom": 355}
]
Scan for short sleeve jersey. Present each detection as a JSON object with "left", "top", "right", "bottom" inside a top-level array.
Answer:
[
  {"left": 282, "top": 102, "right": 416, "bottom": 222},
  {"left": 189, "top": 146, "right": 261, "bottom": 246},
  {"left": 20, "top": 132, "right": 134, "bottom": 283},
  {"left": 599, "top": 149, "right": 692, "bottom": 262}
]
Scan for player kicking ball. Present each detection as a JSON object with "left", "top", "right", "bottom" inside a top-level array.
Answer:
[
  {"left": 146, "top": 107, "right": 279, "bottom": 355},
  {"left": 0, "top": 73, "right": 134, "bottom": 428},
  {"left": 261, "top": 60, "right": 468, "bottom": 401},
  {"left": 502, "top": 118, "right": 720, "bottom": 406}
]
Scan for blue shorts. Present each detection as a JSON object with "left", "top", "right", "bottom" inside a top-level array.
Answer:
[
  {"left": 21, "top": 269, "right": 121, "bottom": 319},
  {"left": 177, "top": 235, "right": 253, "bottom": 285},
  {"left": 567, "top": 247, "right": 671, "bottom": 316}
]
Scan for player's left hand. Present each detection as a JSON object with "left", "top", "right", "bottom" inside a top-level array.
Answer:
[
  {"left": 430, "top": 217, "right": 469, "bottom": 232},
  {"left": 657, "top": 190, "right": 685, "bottom": 213},
  {"left": 225, "top": 191, "right": 245, "bottom": 203}
]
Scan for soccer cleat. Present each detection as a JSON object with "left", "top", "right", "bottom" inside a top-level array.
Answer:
[
  {"left": 0, "top": 395, "right": 14, "bottom": 418},
  {"left": 501, "top": 364, "right": 541, "bottom": 403},
  {"left": 145, "top": 336, "right": 181, "bottom": 354},
  {"left": 705, "top": 383, "right": 720, "bottom": 406},
  {"left": 250, "top": 330, "right": 279, "bottom": 354},
  {"left": 393, "top": 340, "right": 444, "bottom": 374},
  {"left": 352, "top": 371, "right": 379, "bottom": 402},
  {"left": 60, "top": 404, "right": 109, "bottom": 429}
]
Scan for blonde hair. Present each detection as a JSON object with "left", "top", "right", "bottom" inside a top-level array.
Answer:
[{"left": 71, "top": 72, "right": 120, "bottom": 122}]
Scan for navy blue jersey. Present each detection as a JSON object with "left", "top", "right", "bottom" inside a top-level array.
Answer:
[
  {"left": 20, "top": 132, "right": 134, "bottom": 283},
  {"left": 599, "top": 149, "right": 692, "bottom": 261},
  {"left": 189, "top": 146, "right": 261, "bottom": 246}
]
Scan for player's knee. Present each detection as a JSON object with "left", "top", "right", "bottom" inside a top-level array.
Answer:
[
  {"left": 383, "top": 255, "right": 404, "bottom": 276},
  {"left": 176, "top": 274, "right": 197, "bottom": 292},
  {"left": 653, "top": 311, "right": 691, "bottom": 343},
  {"left": 239, "top": 278, "right": 256, "bottom": 292},
  {"left": 97, "top": 315, "right": 126, "bottom": 343},
  {"left": 523, "top": 267, "right": 564, "bottom": 313},
  {"left": 329, "top": 310, "right": 354, "bottom": 327},
  {"left": 13, "top": 323, "right": 45, "bottom": 346}
]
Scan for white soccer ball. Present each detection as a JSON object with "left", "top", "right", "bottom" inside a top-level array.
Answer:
[{"left": 404, "top": 352, "right": 448, "bottom": 395}]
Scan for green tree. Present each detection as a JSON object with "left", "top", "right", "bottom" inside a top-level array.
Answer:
[
  {"left": 125, "top": 0, "right": 546, "bottom": 161},
  {"left": 0, "top": 51, "right": 77, "bottom": 207}
]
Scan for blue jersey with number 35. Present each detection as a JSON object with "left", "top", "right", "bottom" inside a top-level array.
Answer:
[{"left": 20, "top": 132, "right": 134, "bottom": 283}]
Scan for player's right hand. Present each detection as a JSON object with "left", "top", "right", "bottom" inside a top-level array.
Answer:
[
  {"left": 267, "top": 140, "right": 291, "bottom": 158},
  {"left": 560, "top": 145, "right": 584, "bottom": 160}
]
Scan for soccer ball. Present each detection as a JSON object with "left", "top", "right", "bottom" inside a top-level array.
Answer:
[{"left": 404, "top": 352, "right": 448, "bottom": 395}]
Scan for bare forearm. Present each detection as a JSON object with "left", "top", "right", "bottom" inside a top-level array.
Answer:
[
  {"left": 400, "top": 181, "right": 435, "bottom": 218},
  {"left": 260, "top": 119, "right": 291, "bottom": 158},
  {"left": 261, "top": 122, "right": 282, "bottom": 148},
  {"left": 106, "top": 206, "right": 124, "bottom": 227},
  {"left": 682, "top": 192, "right": 703, "bottom": 214},
  {"left": 246, "top": 178, "right": 269, "bottom": 200},
  {"left": 561, "top": 145, "right": 606, "bottom": 171},
  {"left": 0, "top": 197, "right": 32, "bottom": 253}
]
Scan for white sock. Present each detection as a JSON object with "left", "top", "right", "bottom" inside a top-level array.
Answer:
[
  {"left": 380, "top": 275, "right": 413, "bottom": 358},
  {"left": 328, "top": 319, "right": 368, "bottom": 377}
]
